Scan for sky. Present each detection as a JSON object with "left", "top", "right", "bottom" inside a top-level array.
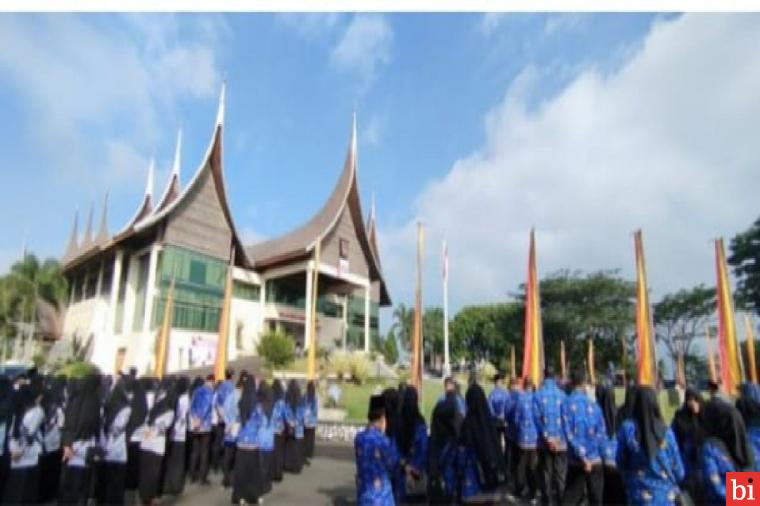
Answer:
[{"left": 1, "top": 13, "right": 759, "bottom": 333}]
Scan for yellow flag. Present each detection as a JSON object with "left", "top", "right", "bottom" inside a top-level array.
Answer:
[
  {"left": 307, "top": 239, "right": 321, "bottom": 380},
  {"left": 214, "top": 248, "right": 234, "bottom": 382},
  {"left": 745, "top": 315, "right": 757, "bottom": 384},
  {"left": 634, "top": 230, "right": 656, "bottom": 386},
  {"left": 715, "top": 238, "right": 742, "bottom": 394},
  {"left": 521, "top": 229, "right": 544, "bottom": 386},
  {"left": 154, "top": 279, "right": 175, "bottom": 379},
  {"left": 411, "top": 222, "right": 424, "bottom": 392},
  {"left": 588, "top": 338, "right": 596, "bottom": 385}
]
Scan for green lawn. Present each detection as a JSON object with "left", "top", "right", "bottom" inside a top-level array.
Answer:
[{"left": 340, "top": 379, "right": 681, "bottom": 424}]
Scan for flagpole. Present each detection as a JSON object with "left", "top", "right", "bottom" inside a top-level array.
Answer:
[
  {"left": 307, "top": 238, "right": 322, "bottom": 381},
  {"left": 745, "top": 315, "right": 757, "bottom": 384},
  {"left": 442, "top": 240, "right": 450, "bottom": 377}
]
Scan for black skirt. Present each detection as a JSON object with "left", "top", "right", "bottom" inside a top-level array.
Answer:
[
  {"left": 232, "top": 448, "right": 262, "bottom": 504},
  {"left": 602, "top": 465, "right": 626, "bottom": 506},
  {"left": 284, "top": 436, "right": 303, "bottom": 474},
  {"left": 260, "top": 450, "right": 273, "bottom": 495},
  {"left": 100, "top": 461, "right": 128, "bottom": 506},
  {"left": 163, "top": 440, "right": 187, "bottom": 496},
  {"left": 273, "top": 433, "right": 285, "bottom": 481},
  {"left": 3, "top": 465, "right": 39, "bottom": 505},
  {"left": 59, "top": 464, "right": 91, "bottom": 505},
  {"left": 304, "top": 427, "right": 316, "bottom": 460},
  {"left": 138, "top": 450, "right": 166, "bottom": 502},
  {"left": 125, "top": 441, "right": 141, "bottom": 490},
  {"left": 39, "top": 449, "right": 62, "bottom": 503}
]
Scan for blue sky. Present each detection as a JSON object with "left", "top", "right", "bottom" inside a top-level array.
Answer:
[{"left": 1, "top": 13, "right": 759, "bottom": 333}]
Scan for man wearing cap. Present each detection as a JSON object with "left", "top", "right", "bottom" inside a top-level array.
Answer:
[{"left": 355, "top": 394, "right": 415, "bottom": 506}]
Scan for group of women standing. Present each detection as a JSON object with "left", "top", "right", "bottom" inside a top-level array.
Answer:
[
  {"left": 0, "top": 370, "right": 319, "bottom": 506},
  {"left": 356, "top": 373, "right": 760, "bottom": 506}
]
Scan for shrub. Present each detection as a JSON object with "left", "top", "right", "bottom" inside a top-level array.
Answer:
[
  {"left": 329, "top": 350, "right": 371, "bottom": 384},
  {"left": 382, "top": 333, "right": 399, "bottom": 365},
  {"left": 478, "top": 361, "right": 497, "bottom": 382},
  {"left": 257, "top": 330, "right": 295, "bottom": 369},
  {"left": 59, "top": 361, "right": 100, "bottom": 378}
]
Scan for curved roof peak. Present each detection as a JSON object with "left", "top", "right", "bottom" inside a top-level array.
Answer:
[
  {"left": 216, "top": 81, "right": 226, "bottom": 126},
  {"left": 63, "top": 208, "right": 79, "bottom": 261},
  {"left": 95, "top": 192, "right": 110, "bottom": 245},
  {"left": 172, "top": 129, "right": 182, "bottom": 177},
  {"left": 145, "top": 157, "right": 155, "bottom": 197},
  {"left": 81, "top": 201, "right": 95, "bottom": 250},
  {"left": 153, "top": 130, "right": 183, "bottom": 214}
]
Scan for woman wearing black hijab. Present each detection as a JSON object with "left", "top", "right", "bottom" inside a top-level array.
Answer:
[
  {"left": 595, "top": 383, "right": 625, "bottom": 505},
  {"left": 39, "top": 376, "right": 66, "bottom": 503},
  {"left": 59, "top": 373, "right": 102, "bottom": 505},
  {"left": 3, "top": 382, "right": 44, "bottom": 505},
  {"left": 99, "top": 376, "right": 133, "bottom": 505},
  {"left": 283, "top": 379, "right": 305, "bottom": 473},
  {"left": 138, "top": 376, "right": 177, "bottom": 505},
  {"left": 163, "top": 376, "right": 191, "bottom": 496},
  {"left": 271, "top": 379, "right": 286, "bottom": 482},
  {"left": 233, "top": 374, "right": 262, "bottom": 505},
  {"left": 428, "top": 391, "right": 463, "bottom": 504},
  {"left": 396, "top": 386, "right": 428, "bottom": 503},
  {"left": 616, "top": 386, "right": 684, "bottom": 505},
  {"left": 457, "top": 383, "right": 505, "bottom": 502},
  {"left": 303, "top": 380, "right": 318, "bottom": 464},
  {"left": 671, "top": 387, "right": 706, "bottom": 500},
  {"left": 701, "top": 398, "right": 757, "bottom": 505},
  {"left": 0, "top": 377, "right": 14, "bottom": 499},
  {"left": 257, "top": 380, "right": 275, "bottom": 496},
  {"left": 615, "top": 383, "right": 637, "bottom": 427},
  {"left": 126, "top": 375, "right": 148, "bottom": 491}
]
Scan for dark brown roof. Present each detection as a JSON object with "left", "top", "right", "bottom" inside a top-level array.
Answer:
[{"left": 245, "top": 118, "right": 391, "bottom": 306}]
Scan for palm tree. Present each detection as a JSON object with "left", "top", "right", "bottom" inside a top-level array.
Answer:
[
  {"left": 1, "top": 254, "right": 68, "bottom": 358},
  {"left": 390, "top": 303, "right": 414, "bottom": 353}
]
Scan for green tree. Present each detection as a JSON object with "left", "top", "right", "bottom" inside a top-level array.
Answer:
[
  {"left": 382, "top": 329, "right": 399, "bottom": 365},
  {"left": 450, "top": 303, "right": 523, "bottom": 370},
  {"left": 729, "top": 217, "right": 760, "bottom": 315},
  {"left": 423, "top": 307, "right": 445, "bottom": 369},
  {"left": 517, "top": 269, "right": 636, "bottom": 377},
  {"left": 257, "top": 330, "right": 295, "bottom": 369},
  {"left": 391, "top": 303, "right": 414, "bottom": 352},
  {"left": 653, "top": 285, "right": 715, "bottom": 380}
]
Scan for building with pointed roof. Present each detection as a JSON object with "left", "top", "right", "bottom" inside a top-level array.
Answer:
[{"left": 60, "top": 87, "right": 390, "bottom": 375}]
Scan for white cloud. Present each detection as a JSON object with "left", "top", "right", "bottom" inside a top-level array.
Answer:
[
  {"left": 362, "top": 113, "right": 384, "bottom": 148},
  {"left": 481, "top": 13, "right": 509, "bottom": 35},
  {"left": 0, "top": 14, "right": 225, "bottom": 190},
  {"left": 330, "top": 14, "right": 393, "bottom": 92},
  {"left": 380, "top": 14, "right": 760, "bottom": 312},
  {"left": 276, "top": 13, "right": 342, "bottom": 39}
]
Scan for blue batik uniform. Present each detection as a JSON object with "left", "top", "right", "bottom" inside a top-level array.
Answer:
[
  {"left": 488, "top": 386, "right": 508, "bottom": 422},
  {"left": 562, "top": 389, "right": 605, "bottom": 465},
  {"left": 304, "top": 395, "right": 318, "bottom": 429},
  {"left": 285, "top": 404, "right": 305, "bottom": 439},
  {"left": 222, "top": 388, "right": 241, "bottom": 444},
  {"left": 272, "top": 399, "right": 286, "bottom": 435},
  {"left": 355, "top": 425, "right": 399, "bottom": 506},
  {"left": 616, "top": 420, "right": 684, "bottom": 505},
  {"left": 699, "top": 438, "right": 754, "bottom": 506},
  {"left": 256, "top": 406, "right": 275, "bottom": 452},
  {"left": 746, "top": 426, "right": 760, "bottom": 465},
  {"left": 504, "top": 390, "right": 518, "bottom": 442},
  {"left": 396, "top": 422, "right": 429, "bottom": 502},
  {"left": 436, "top": 394, "right": 466, "bottom": 418},
  {"left": 190, "top": 384, "right": 214, "bottom": 433},
  {"left": 459, "top": 445, "right": 490, "bottom": 499},
  {"left": 433, "top": 443, "right": 461, "bottom": 499},
  {"left": 215, "top": 380, "right": 234, "bottom": 421},
  {"left": 533, "top": 379, "right": 567, "bottom": 450},
  {"left": 515, "top": 391, "right": 538, "bottom": 449},
  {"left": 237, "top": 410, "right": 260, "bottom": 449}
]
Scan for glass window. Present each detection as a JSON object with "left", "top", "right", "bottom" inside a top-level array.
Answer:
[
  {"left": 339, "top": 238, "right": 349, "bottom": 259},
  {"left": 233, "top": 280, "right": 260, "bottom": 301}
]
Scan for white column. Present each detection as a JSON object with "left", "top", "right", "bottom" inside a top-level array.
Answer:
[
  {"left": 304, "top": 266, "right": 313, "bottom": 351},
  {"left": 139, "top": 244, "right": 160, "bottom": 372},
  {"left": 96, "top": 250, "right": 123, "bottom": 374},
  {"left": 342, "top": 295, "right": 348, "bottom": 350},
  {"left": 364, "top": 285, "right": 370, "bottom": 354}
]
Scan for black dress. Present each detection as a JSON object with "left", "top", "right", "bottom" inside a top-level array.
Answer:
[
  {"left": 232, "top": 447, "right": 262, "bottom": 504},
  {"left": 162, "top": 440, "right": 187, "bottom": 495}
]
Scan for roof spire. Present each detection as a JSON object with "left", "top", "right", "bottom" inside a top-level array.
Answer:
[
  {"left": 145, "top": 158, "right": 155, "bottom": 197},
  {"left": 351, "top": 109, "right": 358, "bottom": 169},
  {"left": 172, "top": 129, "right": 182, "bottom": 177},
  {"left": 95, "top": 192, "right": 109, "bottom": 244},
  {"left": 83, "top": 201, "right": 94, "bottom": 247},
  {"left": 367, "top": 191, "right": 376, "bottom": 230},
  {"left": 64, "top": 208, "right": 80, "bottom": 259},
  {"left": 216, "top": 81, "right": 226, "bottom": 126}
]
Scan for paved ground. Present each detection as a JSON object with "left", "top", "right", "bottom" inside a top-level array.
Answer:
[{"left": 157, "top": 443, "right": 357, "bottom": 506}]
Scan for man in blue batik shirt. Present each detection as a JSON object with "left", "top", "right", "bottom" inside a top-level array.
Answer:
[
  {"left": 561, "top": 371, "right": 606, "bottom": 506},
  {"left": 488, "top": 373, "right": 509, "bottom": 469},
  {"left": 355, "top": 395, "right": 415, "bottom": 506},
  {"left": 436, "top": 377, "right": 465, "bottom": 417},
  {"left": 212, "top": 368, "right": 235, "bottom": 473},
  {"left": 534, "top": 367, "right": 567, "bottom": 506},
  {"left": 189, "top": 374, "right": 215, "bottom": 485}
]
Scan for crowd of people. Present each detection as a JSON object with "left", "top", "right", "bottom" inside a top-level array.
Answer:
[
  {"left": 355, "top": 366, "right": 760, "bottom": 505},
  {"left": 0, "top": 367, "right": 319, "bottom": 505}
]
